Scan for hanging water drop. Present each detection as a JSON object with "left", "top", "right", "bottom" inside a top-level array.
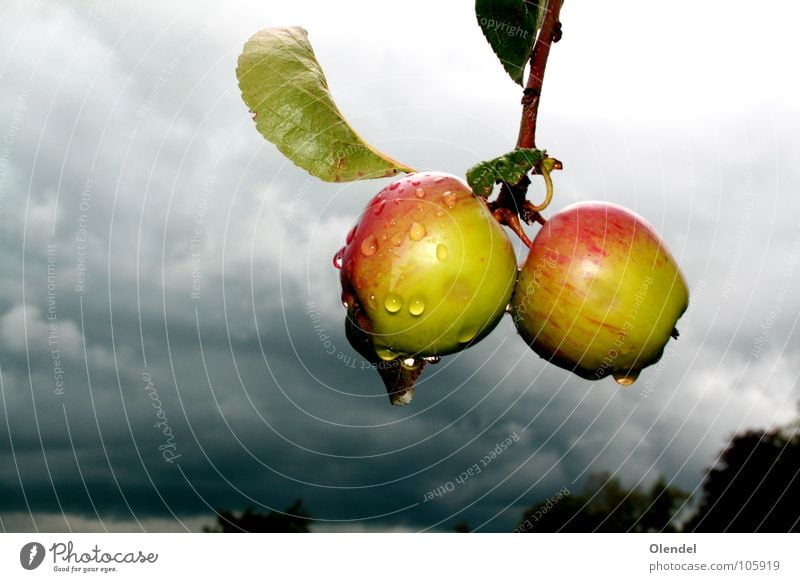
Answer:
[
  {"left": 375, "top": 346, "right": 399, "bottom": 361},
  {"left": 332, "top": 247, "right": 344, "bottom": 269},
  {"left": 384, "top": 293, "right": 403, "bottom": 313},
  {"left": 415, "top": 187, "right": 425, "bottom": 198},
  {"left": 360, "top": 235, "right": 378, "bottom": 256},
  {"left": 401, "top": 357, "right": 420, "bottom": 370},
  {"left": 613, "top": 370, "right": 640, "bottom": 386},
  {"left": 457, "top": 326, "right": 478, "bottom": 343}
]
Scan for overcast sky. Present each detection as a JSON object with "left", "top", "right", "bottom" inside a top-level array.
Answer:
[{"left": 1, "top": 0, "right": 799, "bottom": 532}]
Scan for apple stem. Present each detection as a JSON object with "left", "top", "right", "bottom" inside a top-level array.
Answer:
[{"left": 490, "top": 1, "right": 563, "bottom": 242}]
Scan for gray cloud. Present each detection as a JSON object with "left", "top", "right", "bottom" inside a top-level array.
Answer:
[{"left": 1, "top": 0, "right": 799, "bottom": 533}]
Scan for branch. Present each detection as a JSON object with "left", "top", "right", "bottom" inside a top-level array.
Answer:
[
  {"left": 517, "top": 0, "right": 563, "bottom": 149},
  {"left": 488, "top": 1, "right": 563, "bottom": 242}
]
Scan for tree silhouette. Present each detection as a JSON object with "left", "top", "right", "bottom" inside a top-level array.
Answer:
[
  {"left": 204, "top": 499, "right": 313, "bottom": 533},
  {"left": 515, "top": 473, "right": 688, "bottom": 532},
  {"left": 687, "top": 413, "right": 800, "bottom": 532}
]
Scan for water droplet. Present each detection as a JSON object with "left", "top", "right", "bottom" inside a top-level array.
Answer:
[
  {"left": 504, "top": 303, "right": 512, "bottom": 313},
  {"left": 442, "top": 191, "right": 457, "bottom": 208},
  {"left": 401, "top": 357, "right": 420, "bottom": 370},
  {"left": 342, "top": 299, "right": 349, "bottom": 309},
  {"left": 376, "top": 346, "right": 399, "bottom": 361},
  {"left": 436, "top": 243, "right": 448, "bottom": 261},
  {"left": 384, "top": 293, "right": 403, "bottom": 313},
  {"left": 390, "top": 231, "right": 405, "bottom": 247},
  {"left": 360, "top": 235, "right": 378, "bottom": 256},
  {"left": 345, "top": 226, "right": 356, "bottom": 244},
  {"left": 434, "top": 176, "right": 445, "bottom": 184},
  {"left": 389, "top": 181, "right": 400, "bottom": 190},
  {"left": 435, "top": 209, "right": 444, "bottom": 217},
  {"left": 408, "top": 297, "right": 425, "bottom": 316},
  {"left": 367, "top": 294, "right": 377, "bottom": 308},
  {"left": 613, "top": 370, "right": 640, "bottom": 386},
  {"left": 415, "top": 187, "right": 425, "bottom": 198},
  {"left": 409, "top": 222, "right": 427, "bottom": 241},
  {"left": 373, "top": 202, "right": 385, "bottom": 216},
  {"left": 457, "top": 326, "right": 478, "bottom": 343},
  {"left": 424, "top": 356, "right": 441, "bottom": 364},
  {"left": 332, "top": 247, "right": 345, "bottom": 269},
  {"left": 411, "top": 179, "right": 421, "bottom": 186}
]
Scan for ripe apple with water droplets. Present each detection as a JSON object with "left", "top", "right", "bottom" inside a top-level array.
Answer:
[
  {"left": 510, "top": 201, "right": 689, "bottom": 384},
  {"left": 336, "top": 172, "right": 517, "bottom": 362}
]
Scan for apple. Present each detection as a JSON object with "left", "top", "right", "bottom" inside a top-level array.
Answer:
[
  {"left": 336, "top": 172, "right": 518, "bottom": 361},
  {"left": 510, "top": 201, "right": 689, "bottom": 384}
]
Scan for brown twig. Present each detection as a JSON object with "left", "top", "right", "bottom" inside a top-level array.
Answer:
[
  {"left": 490, "top": 1, "right": 563, "bottom": 241},
  {"left": 517, "top": 0, "right": 563, "bottom": 149}
]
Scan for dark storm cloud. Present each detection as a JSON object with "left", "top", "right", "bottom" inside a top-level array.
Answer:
[{"left": 1, "top": 0, "right": 799, "bottom": 533}]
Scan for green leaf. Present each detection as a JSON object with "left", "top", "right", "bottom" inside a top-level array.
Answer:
[
  {"left": 237, "top": 27, "right": 415, "bottom": 182},
  {"left": 475, "top": 0, "right": 544, "bottom": 85},
  {"left": 466, "top": 148, "right": 545, "bottom": 197}
]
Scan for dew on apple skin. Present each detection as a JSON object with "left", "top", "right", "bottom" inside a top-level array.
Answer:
[
  {"left": 457, "top": 326, "right": 478, "bottom": 343},
  {"left": 360, "top": 235, "right": 378, "bottom": 256},
  {"left": 434, "top": 176, "right": 445, "bottom": 184},
  {"left": 613, "top": 370, "right": 640, "bottom": 386},
  {"left": 409, "top": 222, "right": 427, "bottom": 241},
  {"left": 375, "top": 346, "right": 399, "bottom": 361},
  {"left": 408, "top": 297, "right": 425, "bottom": 316},
  {"left": 367, "top": 294, "right": 377, "bottom": 309},
  {"left": 373, "top": 202, "right": 385, "bottom": 216},
  {"left": 411, "top": 179, "right": 421, "bottom": 186},
  {"left": 436, "top": 243, "right": 448, "bottom": 261},
  {"left": 415, "top": 187, "right": 425, "bottom": 198},
  {"left": 389, "top": 181, "right": 400, "bottom": 190},
  {"left": 442, "top": 191, "right": 457, "bottom": 208},
  {"left": 384, "top": 293, "right": 403, "bottom": 313},
  {"left": 333, "top": 247, "right": 344, "bottom": 269},
  {"left": 390, "top": 231, "right": 405, "bottom": 247}
]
